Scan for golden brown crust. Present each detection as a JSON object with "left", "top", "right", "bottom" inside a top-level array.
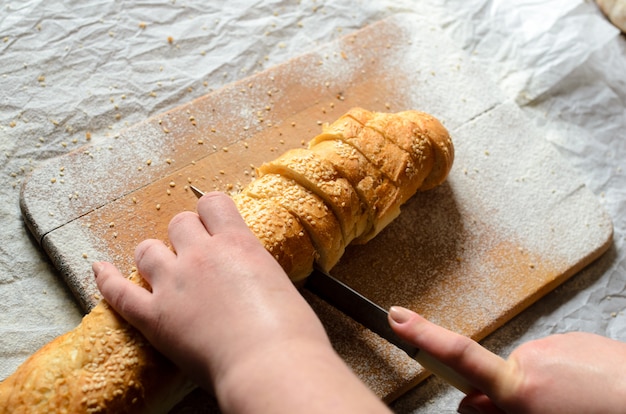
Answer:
[
  {"left": 397, "top": 110, "right": 454, "bottom": 191},
  {"left": 257, "top": 148, "right": 365, "bottom": 245},
  {"left": 314, "top": 114, "right": 413, "bottom": 185},
  {"left": 232, "top": 193, "right": 316, "bottom": 281},
  {"left": 0, "top": 295, "right": 194, "bottom": 414},
  {"left": 367, "top": 111, "right": 435, "bottom": 195},
  {"left": 243, "top": 173, "right": 344, "bottom": 271},
  {"left": 343, "top": 106, "right": 374, "bottom": 125},
  {"left": 308, "top": 139, "right": 401, "bottom": 244}
]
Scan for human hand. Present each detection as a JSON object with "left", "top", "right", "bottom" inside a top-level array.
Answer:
[
  {"left": 388, "top": 306, "right": 626, "bottom": 414},
  {"left": 93, "top": 192, "right": 328, "bottom": 390},
  {"left": 94, "top": 191, "right": 390, "bottom": 414}
]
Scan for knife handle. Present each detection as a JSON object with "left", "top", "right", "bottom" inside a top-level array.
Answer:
[{"left": 414, "top": 349, "right": 476, "bottom": 395}]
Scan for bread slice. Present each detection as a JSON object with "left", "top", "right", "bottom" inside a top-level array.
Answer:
[
  {"left": 397, "top": 110, "right": 454, "bottom": 191},
  {"left": 343, "top": 106, "right": 374, "bottom": 125},
  {"left": 232, "top": 193, "right": 316, "bottom": 282},
  {"left": 314, "top": 115, "right": 412, "bottom": 184},
  {"left": 243, "top": 173, "right": 344, "bottom": 271},
  {"left": 308, "top": 139, "right": 402, "bottom": 244},
  {"left": 256, "top": 148, "right": 364, "bottom": 246},
  {"left": 367, "top": 111, "right": 435, "bottom": 193},
  {"left": 311, "top": 113, "right": 424, "bottom": 205}
]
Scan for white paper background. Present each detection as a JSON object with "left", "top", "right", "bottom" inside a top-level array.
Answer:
[{"left": 1, "top": 0, "right": 625, "bottom": 412}]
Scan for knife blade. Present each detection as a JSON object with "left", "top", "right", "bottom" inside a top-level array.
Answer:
[
  {"left": 189, "top": 185, "right": 475, "bottom": 394},
  {"left": 305, "top": 267, "right": 475, "bottom": 395}
]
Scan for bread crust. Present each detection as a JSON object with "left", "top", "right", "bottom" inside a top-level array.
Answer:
[
  {"left": 397, "top": 110, "right": 454, "bottom": 191},
  {"left": 314, "top": 114, "right": 414, "bottom": 188},
  {"left": 244, "top": 173, "right": 344, "bottom": 271},
  {"left": 0, "top": 293, "right": 194, "bottom": 414},
  {"left": 308, "top": 139, "right": 401, "bottom": 244},
  {"left": 367, "top": 111, "right": 435, "bottom": 198},
  {"left": 257, "top": 148, "right": 365, "bottom": 245},
  {"left": 232, "top": 193, "right": 316, "bottom": 282}
]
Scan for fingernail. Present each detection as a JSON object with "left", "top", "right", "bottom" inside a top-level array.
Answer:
[
  {"left": 389, "top": 306, "right": 416, "bottom": 324},
  {"left": 92, "top": 261, "right": 104, "bottom": 277},
  {"left": 457, "top": 405, "right": 480, "bottom": 414}
]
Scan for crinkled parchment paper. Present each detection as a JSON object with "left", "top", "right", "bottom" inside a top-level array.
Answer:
[{"left": 1, "top": 0, "right": 624, "bottom": 412}]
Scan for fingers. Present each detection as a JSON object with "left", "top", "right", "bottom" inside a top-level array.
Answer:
[
  {"left": 388, "top": 306, "right": 512, "bottom": 396},
  {"left": 134, "top": 238, "right": 176, "bottom": 286},
  {"left": 93, "top": 261, "right": 153, "bottom": 331},
  {"left": 167, "top": 211, "right": 211, "bottom": 252},
  {"left": 196, "top": 191, "right": 249, "bottom": 235},
  {"left": 167, "top": 191, "right": 249, "bottom": 253}
]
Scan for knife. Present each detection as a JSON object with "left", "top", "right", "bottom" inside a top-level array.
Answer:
[
  {"left": 190, "top": 185, "right": 475, "bottom": 394},
  {"left": 305, "top": 267, "right": 475, "bottom": 394}
]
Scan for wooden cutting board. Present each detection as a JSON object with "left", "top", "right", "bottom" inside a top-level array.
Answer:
[{"left": 21, "top": 14, "right": 613, "bottom": 403}]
